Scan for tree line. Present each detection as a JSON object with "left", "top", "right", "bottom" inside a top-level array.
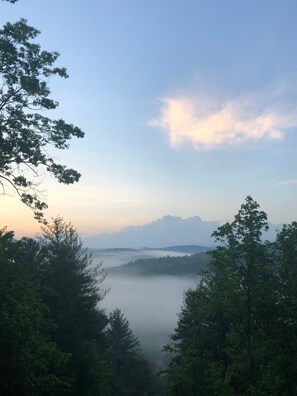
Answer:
[
  {"left": 109, "top": 253, "right": 209, "bottom": 277},
  {"left": 0, "top": 217, "right": 157, "bottom": 395},
  {"left": 2, "top": 197, "right": 296, "bottom": 395}
]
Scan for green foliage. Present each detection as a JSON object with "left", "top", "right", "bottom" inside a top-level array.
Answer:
[
  {"left": 2, "top": 196, "right": 296, "bottom": 395},
  {"left": 38, "top": 217, "right": 111, "bottom": 395},
  {"left": 0, "top": 11, "right": 84, "bottom": 222},
  {"left": 109, "top": 252, "right": 210, "bottom": 277},
  {"left": 106, "top": 308, "right": 154, "bottom": 395},
  {"left": 0, "top": 228, "right": 70, "bottom": 395},
  {"left": 163, "top": 197, "right": 297, "bottom": 396},
  {"left": 270, "top": 221, "right": 297, "bottom": 395},
  {"left": 0, "top": 219, "right": 115, "bottom": 395}
]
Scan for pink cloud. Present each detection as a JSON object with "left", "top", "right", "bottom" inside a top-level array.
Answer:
[{"left": 151, "top": 93, "right": 296, "bottom": 150}]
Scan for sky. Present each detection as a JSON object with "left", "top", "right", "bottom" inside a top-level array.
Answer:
[{"left": 1, "top": 0, "right": 297, "bottom": 239}]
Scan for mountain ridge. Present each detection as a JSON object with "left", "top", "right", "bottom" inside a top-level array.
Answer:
[{"left": 82, "top": 215, "right": 282, "bottom": 249}]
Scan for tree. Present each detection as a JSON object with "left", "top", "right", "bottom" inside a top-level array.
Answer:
[
  {"left": 0, "top": 228, "right": 70, "bottom": 395},
  {"left": 269, "top": 222, "right": 297, "bottom": 395},
  {"left": 39, "top": 217, "right": 111, "bottom": 395},
  {"left": 163, "top": 197, "right": 280, "bottom": 395},
  {"left": 0, "top": 6, "right": 84, "bottom": 222},
  {"left": 106, "top": 308, "right": 153, "bottom": 396},
  {"left": 162, "top": 285, "right": 219, "bottom": 396},
  {"left": 211, "top": 195, "right": 270, "bottom": 390}
]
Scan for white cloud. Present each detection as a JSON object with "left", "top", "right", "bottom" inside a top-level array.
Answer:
[
  {"left": 151, "top": 89, "right": 297, "bottom": 150},
  {"left": 277, "top": 179, "right": 297, "bottom": 186}
]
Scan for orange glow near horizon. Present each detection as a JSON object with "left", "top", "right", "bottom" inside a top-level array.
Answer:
[{"left": 0, "top": 193, "right": 156, "bottom": 239}]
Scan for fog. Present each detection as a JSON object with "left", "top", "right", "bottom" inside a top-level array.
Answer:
[
  {"left": 92, "top": 249, "right": 187, "bottom": 268},
  {"left": 102, "top": 273, "right": 197, "bottom": 366},
  {"left": 92, "top": 249, "right": 198, "bottom": 366}
]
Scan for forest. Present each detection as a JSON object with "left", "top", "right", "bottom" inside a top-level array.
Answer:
[
  {"left": 162, "top": 196, "right": 297, "bottom": 395},
  {"left": 1, "top": 198, "right": 297, "bottom": 395},
  {"left": 1, "top": 1, "right": 297, "bottom": 395},
  {"left": 0, "top": 218, "right": 159, "bottom": 395},
  {"left": 108, "top": 252, "right": 209, "bottom": 277}
]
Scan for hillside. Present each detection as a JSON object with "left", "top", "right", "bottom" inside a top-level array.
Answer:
[
  {"left": 108, "top": 252, "right": 210, "bottom": 277},
  {"left": 149, "top": 245, "right": 211, "bottom": 254}
]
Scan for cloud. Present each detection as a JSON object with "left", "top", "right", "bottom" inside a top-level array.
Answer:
[
  {"left": 151, "top": 89, "right": 297, "bottom": 150},
  {"left": 277, "top": 179, "right": 297, "bottom": 186}
]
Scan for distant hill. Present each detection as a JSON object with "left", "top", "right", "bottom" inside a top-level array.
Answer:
[
  {"left": 89, "top": 245, "right": 211, "bottom": 254},
  {"left": 108, "top": 253, "right": 210, "bottom": 277},
  {"left": 82, "top": 215, "right": 282, "bottom": 249},
  {"left": 88, "top": 247, "right": 137, "bottom": 253},
  {"left": 149, "top": 245, "right": 212, "bottom": 254}
]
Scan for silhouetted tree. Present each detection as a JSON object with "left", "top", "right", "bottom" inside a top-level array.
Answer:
[{"left": 0, "top": 2, "right": 84, "bottom": 222}]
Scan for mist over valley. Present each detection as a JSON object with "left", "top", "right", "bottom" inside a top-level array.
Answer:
[
  {"left": 91, "top": 247, "right": 204, "bottom": 366},
  {"left": 88, "top": 220, "right": 282, "bottom": 368},
  {"left": 102, "top": 274, "right": 197, "bottom": 365}
]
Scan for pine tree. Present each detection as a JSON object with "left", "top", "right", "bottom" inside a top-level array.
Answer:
[
  {"left": 0, "top": 228, "right": 70, "bottom": 395},
  {"left": 106, "top": 308, "right": 153, "bottom": 396},
  {"left": 38, "top": 217, "right": 111, "bottom": 395}
]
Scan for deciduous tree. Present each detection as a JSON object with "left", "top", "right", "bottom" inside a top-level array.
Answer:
[
  {"left": 0, "top": 3, "right": 84, "bottom": 222},
  {"left": 163, "top": 197, "right": 281, "bottom": 395}
]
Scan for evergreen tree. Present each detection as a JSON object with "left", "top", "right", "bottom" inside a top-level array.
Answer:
[
  {"left": 106, "top": 308, "right": 153, "bottom": 396},
  {"left": 38, "top": 217, "right": 111, "bottom": 395},
  {"left": 0, "top": 228, "right": 70, "bottom": 395}
]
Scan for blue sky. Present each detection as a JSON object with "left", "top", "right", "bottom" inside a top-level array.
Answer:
[{"left": 1, "top": 0, "right": 296, "bottom": 237}]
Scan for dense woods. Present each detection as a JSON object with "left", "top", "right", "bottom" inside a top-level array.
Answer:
[
  {"left": 1, "top": 197, "right": 297, "bottom": 395},
  {"left": 0, "top": 220, "right": 156, "bottom": 395},
  {"left": 109, "top": 253, "right": 209, "bottom": 277},
  {"left": 162, "top": 197, "right": 297, "bottom": 395}
]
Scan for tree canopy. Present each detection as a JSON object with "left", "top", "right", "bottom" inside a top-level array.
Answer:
[
  {"left": 0, "top": 219, "right": 160, "bottom": 395},
  {"left": 0, "top": 228, "right": 70, "bottom": 395},
  {"left": 0, "top": 6, "right": 84, "bottom": 222},
  {"left": 163, "top": 196, "right": 297, "bottom": 396}
]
